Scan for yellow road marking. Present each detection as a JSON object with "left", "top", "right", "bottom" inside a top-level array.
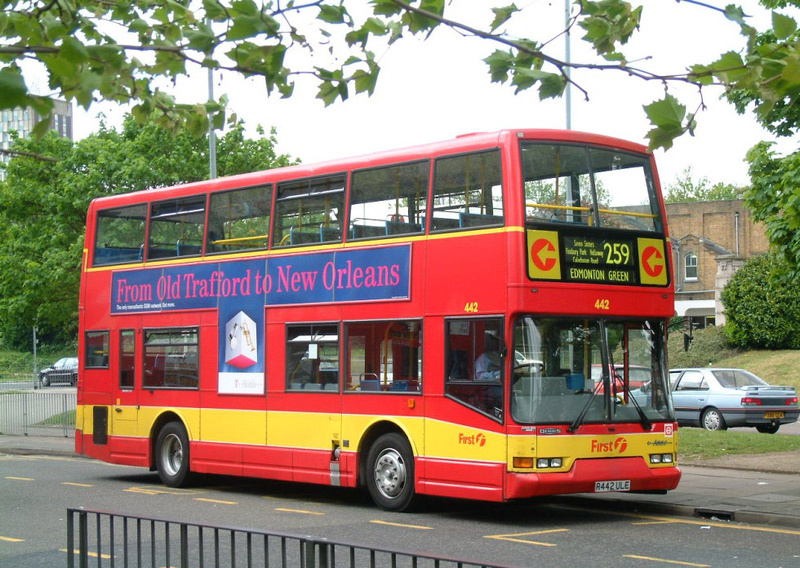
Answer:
[
  {"left": 62, "top": 482, "right": 94, "bottom": 488},
  {"left": 0, "top": 536, "right": 24, "bottom": 543},
  {"left": 195, "top": 498, "right": 237, "bottom": 505},
  {"left": 275, "top": 508, "right": 325, "bottom": 516},
  {"left": 623, "top": 554, "right": 709, "bottom": 567},
  {"left": 124, "top": 486, "right": 199, "bottom": 496},
  {"left": 4, "top": 476, "right": 34, "bottom": 481},
  {"left": 620, "top": 512, "right": 800, "bottom": 536},
  {"left": 61, "top": 548, "right": 112, "bottom": 559},
  {"left": 370, "top": 520, "right": 432, "bottom": 530},
  {"left": 484, "top": 528, "right": 568, "bottom": 547}
]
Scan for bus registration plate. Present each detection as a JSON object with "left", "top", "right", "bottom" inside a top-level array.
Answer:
[{"left": 595, "top": 480, "right": 630, "bottom": 493}]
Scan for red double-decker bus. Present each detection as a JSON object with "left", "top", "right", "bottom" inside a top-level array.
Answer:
[{"left": 76, "top": 129, "right": 680, "bottom": 511}]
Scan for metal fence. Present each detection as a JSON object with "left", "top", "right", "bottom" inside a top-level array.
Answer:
[
  {"left": 0, "top": 391, "right": 76, "bottom": 437},
  {"left": 67, "top": 508, "right": 523, "bottom": 568}
]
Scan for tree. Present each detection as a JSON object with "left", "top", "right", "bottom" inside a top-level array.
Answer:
[
  {"left": 0, "top": 116, "right": 295, "bottom": 349},
  {"left": 664, "top": 167, "right": 746, "bottom": 203},
  {"left": 720, "top": 252, "right": 800, "bottom": 349},
  {"left": 2, "top": 1, "right": 800, "bottom": 150}
]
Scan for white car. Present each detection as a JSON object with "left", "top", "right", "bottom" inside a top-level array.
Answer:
[{"left": 669, "top": 368, "right": 799, "bottom": 433}]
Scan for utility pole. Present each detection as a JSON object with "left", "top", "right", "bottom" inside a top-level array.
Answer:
[{"left": 565, "top": 0, "right": 572, "bottom": 130}]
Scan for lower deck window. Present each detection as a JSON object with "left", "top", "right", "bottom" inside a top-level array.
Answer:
[
  {"left": 346, "top": 320, "right": 422, "bottom": 393},
  {"left": 143, "top": 328, "right": 199, "bottom": 389},
  {"left": 286, "top": 324, "right": 339, "bottom": 391}
]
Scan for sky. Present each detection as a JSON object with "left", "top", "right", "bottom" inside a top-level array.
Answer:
[{"left": 71, "top": 0, "right": 800, "bottom": 190}]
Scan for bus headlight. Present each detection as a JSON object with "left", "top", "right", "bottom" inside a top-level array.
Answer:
[
  {"left": 536, "top": 457, "right": 563, "bottom": 469},
  {"left": 650, "top": 453, "right": 673, "bottom": 464}
]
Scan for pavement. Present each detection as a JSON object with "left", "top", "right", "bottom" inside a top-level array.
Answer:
[{"left": 2, "top": 434, "right": 799, "bottom": 528}]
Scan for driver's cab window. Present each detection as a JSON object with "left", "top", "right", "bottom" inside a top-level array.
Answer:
[{"left": 445, "top": 318, "right": 504, "bottom": 421}]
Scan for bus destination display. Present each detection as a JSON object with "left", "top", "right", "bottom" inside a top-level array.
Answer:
[{"left": 562, "top": 235, "right": 635, "bottom": 284}]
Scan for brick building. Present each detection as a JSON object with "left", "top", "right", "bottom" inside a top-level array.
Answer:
[{"left": 666, "top": 200, "right": 769, "bottom": 327}]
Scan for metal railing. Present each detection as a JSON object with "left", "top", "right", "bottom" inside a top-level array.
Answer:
[
  {"left": 67, "top": 508, "right": 524, "bottom": 568},
  {"left": 0, "top": 391, "right": 76, "bottom": 437}
]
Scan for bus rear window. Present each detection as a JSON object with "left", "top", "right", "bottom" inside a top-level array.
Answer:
[{"left": 521, "top": 143, "right": 661, "bottom": 233}]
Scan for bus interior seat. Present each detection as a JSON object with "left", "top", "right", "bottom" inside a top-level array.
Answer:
[
  {"left": 289, "top": 382, "right": 304, "bottom": 390},
  {"left": 448, "top": 350, "right": 468, "bottom": 380},
  {"left": 323, "top": 382, "right": 338, "bottom": 391},
  {"left": 361, "top": 379, "right": 381, "bottom": 391},
  {"left": 319, "top": 225, "right": 342, "bottom": 242},
  {"left": 351, "top": 223, "right": 385, "bottom": 239},
  {"left": 289, "top": 227, "right": 319, "bottom": 245},
  {"left": 431, "top": 216, "right": 460, "bottom": 230},
  {"left": 459, "top": 212, "right": 503, "bottom": 227},
  {"left": 385, "top": 220, "right": 422, "bottom": 235},
  {"left": 304, "top": 383, "right": 323, "bottom": 391}
]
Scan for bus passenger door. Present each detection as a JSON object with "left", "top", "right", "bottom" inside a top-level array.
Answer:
[{"left": 112, "top": 330, "right": 140, "bottom": 452}]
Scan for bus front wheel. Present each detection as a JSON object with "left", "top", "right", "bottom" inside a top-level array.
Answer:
[
  {"left": 366, "top": 433, "right": 417, "bottom": 512},
  {"left": 156, "top": 422, "right": 191, "bottom": 487}
]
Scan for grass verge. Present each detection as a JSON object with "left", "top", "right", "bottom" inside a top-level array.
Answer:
[{"left": 678, "top": 427, "right": 800, "bottom": 460}]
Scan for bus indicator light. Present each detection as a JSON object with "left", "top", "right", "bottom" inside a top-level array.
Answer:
[
  {"left": 527, "top": 230, "right": 561, "bottom": 280},
  {"left": 637, "top": 238, "right": 668, "bottom": 285}
]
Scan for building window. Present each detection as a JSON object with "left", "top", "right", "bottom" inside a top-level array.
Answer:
[{"left": 684, "top": 253, "right": 698, "bottom": 281}]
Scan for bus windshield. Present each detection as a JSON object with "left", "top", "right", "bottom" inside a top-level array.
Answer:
[
  {"left": 521, "top": 143, "right": 662, "bottom": 233},
  {"left": 511, "top": 317, "right": 673, "bottom": 425}
]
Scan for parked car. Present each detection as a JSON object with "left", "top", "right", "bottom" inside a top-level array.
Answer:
[
  {"left": 669, "top": 368, "right": 799, "bottom": 433},
  {"left": 39, "top": 357, "right": 78, "bottom": 387},
  {"left": 590, "top": 364, "right": 651, "bottom": 391}
]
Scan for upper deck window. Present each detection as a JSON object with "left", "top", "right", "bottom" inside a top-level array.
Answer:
[
  {"left": 431, "top": 149, "right": 504, "bottom": 231},
  {"left": 349, "top": 160, "right": 429, "bottom": 239},
  {"left": 148, "top": 196, "right": 206, "bottom": 260},
  {"left": 521, "top": 143, "right": 662, "bottom": 233},
  {"left": 93, "top": 204, "right": 147, "bottom": 266},
  {"left": 273, "top": 174, "right": 345, "bottom": 247},
  {"left": 207, "top": 185, "right": 272, "bottom": 254}
]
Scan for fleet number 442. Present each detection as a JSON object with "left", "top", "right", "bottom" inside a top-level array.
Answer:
[{"left": 594, "top": 298, "right": 610, "bottom": 310}]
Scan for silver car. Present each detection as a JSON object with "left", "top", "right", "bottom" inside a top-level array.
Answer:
[{"left": 669, "top": 368, "right": 799, "bottom": 433}]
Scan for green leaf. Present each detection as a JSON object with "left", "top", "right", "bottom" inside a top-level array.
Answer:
[
  {"left": 318, "top": 5, "right": 349, "bottom": 24},
  {"left": 644, "top": 94, "right": 686, "bottom": 127},
  {"left": 772, "top": 11, "right": 797, "bottom": 40},
  {"left": 0, "top": 68, "right": 28, "bottom": 109},
  {"left": 491, "top": 4, "right": 519, "bottom": 32}
]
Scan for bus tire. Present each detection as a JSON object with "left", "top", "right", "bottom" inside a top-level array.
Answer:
[
  {"left": 155, "top": 422, "right": 191, "bottom": 487},
  {"left": 366, "top": 432, "right": 417, "bottom": 512}
]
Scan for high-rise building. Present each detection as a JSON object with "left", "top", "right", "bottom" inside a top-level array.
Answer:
[{"left": 0, "top": 98, "right": 73, "bottom": 179}]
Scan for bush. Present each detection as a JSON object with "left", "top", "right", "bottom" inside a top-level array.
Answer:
[
  {"left": 668, "top": 325, "right": 738, "bottom": 368},
  {"left": 721, "top": 253, "right": 800, "bottom": 349}
]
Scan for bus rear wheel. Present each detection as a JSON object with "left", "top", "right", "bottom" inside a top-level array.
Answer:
[
  {"left": 156, "top": 422, "right": 191, "bottom": 487},
  {"left": 366, "top": 433, "right": 417, "bottom": 512}
]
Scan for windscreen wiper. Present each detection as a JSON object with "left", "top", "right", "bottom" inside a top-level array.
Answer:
[
  {"left": 621, "top": 377, "right": 652, "bottom": 431},
  {"left": 568, "top": 379, "right": 602, "bottom": 433}
]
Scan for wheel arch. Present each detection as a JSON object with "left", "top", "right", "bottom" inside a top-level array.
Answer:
[{"left": 356, "top": 420, "right": 417, "bottom": 488}]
